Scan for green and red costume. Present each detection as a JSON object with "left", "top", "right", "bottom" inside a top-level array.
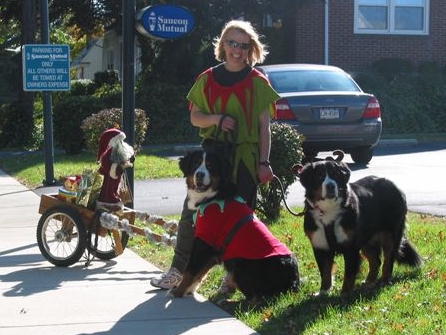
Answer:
[{"left": 186, "top": 67, "right": 280, "bottom": 182}]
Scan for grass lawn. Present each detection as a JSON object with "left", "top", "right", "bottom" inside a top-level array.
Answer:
[
  {"left": 0, "top": 147, "right": 182, "bottom": 188},
  {"left": 2, "top": 147, "right": 445, "bottom": 334},
  {"left": 129, "top": 211, "right": 446, "bottom": 335}
]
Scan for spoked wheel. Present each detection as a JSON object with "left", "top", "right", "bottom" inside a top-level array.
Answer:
[
  {"left": 37, "top": 206, "right": 87, "bottom": 267},
  {"left": 87, "top": 226, "right": 129, "bottom": 260}
]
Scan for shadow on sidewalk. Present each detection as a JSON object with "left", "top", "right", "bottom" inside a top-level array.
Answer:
[
  {"left": 0, "top": 260, "right": 154, "bottom": 297},
  {"left": 78, "top": 293, "right": 243, "bottom": 335}
]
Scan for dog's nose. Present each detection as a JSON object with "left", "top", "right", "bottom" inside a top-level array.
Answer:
[
  {"left": 195, "top": 171, "right": 205, "bottom": 183},
  {"left": 325, "top": 182, "right": 337, "bottom": 198}
]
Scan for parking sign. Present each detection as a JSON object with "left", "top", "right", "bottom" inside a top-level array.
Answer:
[{"left": 22, "top": 44, "right": 70, "bottom": 91}]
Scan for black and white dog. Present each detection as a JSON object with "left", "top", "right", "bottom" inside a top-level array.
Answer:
[
  {"left": 293, "top": 151, "right": 422, "bottom": 295},
  {"left": 170, "top": 150, "right": 299, "bottom": 301}
]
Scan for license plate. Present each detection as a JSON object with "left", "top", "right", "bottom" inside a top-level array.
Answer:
[{"left": 320, "top": 108, "right": 340, "bottom": 119}]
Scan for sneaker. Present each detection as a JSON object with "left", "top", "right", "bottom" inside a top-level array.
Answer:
[
  {"left": 150, "top": 267, "right": 183, "bottom": 289},
  {"left": 216, "top": 273, "right": 236, "bottom": 297}
]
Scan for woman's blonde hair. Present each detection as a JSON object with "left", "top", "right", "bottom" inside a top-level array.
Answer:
[{"left": 213, "top": 20, "right": 268, "bottom": 66}]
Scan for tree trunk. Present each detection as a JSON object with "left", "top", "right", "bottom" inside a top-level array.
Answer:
[{"left": 17, "top": 0, "right": 36, "bottom": 147}]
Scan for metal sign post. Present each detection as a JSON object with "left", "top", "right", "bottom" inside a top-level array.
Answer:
[
  {"left": 22, "top": 0, "right": 70, "bottom": 185},
  {"left": 120, "top": 3, "right": 194, "bottom": 207},
  {"left": 122, "top": 0, "right": 136, "bottom": 208}
]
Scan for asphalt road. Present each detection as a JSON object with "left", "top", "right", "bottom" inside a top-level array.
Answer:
[{"left": 33, "top": 142, "right": 446, "bottom": 217}]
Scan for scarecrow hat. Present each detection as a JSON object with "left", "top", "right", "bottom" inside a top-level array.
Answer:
[{"left": 97, "top": 128, "right": 126, "bottom": 161}]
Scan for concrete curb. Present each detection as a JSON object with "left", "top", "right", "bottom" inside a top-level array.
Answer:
[{"left": 377, "top": 138, "right": 418, "bottom": 147}]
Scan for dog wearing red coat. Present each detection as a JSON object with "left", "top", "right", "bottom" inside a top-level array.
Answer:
[{"left": 170, "top": 150, "right": 299, "bottom": 301}]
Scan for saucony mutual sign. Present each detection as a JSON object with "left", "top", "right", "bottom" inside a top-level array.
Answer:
[{"left": 136, "top": 5, "right": 195, "bottom": 40}]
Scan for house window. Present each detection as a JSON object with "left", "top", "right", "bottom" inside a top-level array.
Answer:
[{"left": 354, "top": 0, "right": 429, "bottom": 35}]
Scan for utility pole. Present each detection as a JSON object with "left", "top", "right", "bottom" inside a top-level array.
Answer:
[
  {"left": 20, "top": 0, "right": 36, "bottom": 147},
  {"left": 41, "top": 0, "right": 56, "bottom": 185},
  {"left": 122, "top": 0, "right": 136, "bottom": 207}
]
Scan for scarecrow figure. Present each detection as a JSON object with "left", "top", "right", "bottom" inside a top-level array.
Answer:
[{"left": 96, "top": 128, "right": 135, "bottom": 211}]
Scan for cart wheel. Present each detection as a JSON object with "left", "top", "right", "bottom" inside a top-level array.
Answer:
[
  {"left": 37, "top": 206, "right": 87, "bottom": 267},
  {"left": 88, "top": 229, "right": 129, "bottom": 260}
]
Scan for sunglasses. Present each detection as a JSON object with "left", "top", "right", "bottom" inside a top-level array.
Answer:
[{"left": 225, "top": 39, "right": 251, "bottom": 50}]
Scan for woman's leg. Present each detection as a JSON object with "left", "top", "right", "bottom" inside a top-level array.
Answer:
[
  {"left": 150, "top": 198, "right": 195, "bottom": 289},
  {"left": 236, "top": 161, "right": 258, "bottom": 209},
  {"left": 171, "top": 198, "right": 195, "bottom": 272}
]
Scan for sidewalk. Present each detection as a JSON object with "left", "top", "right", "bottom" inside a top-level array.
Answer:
[{"left": 0, "top": 169, "right": 257, "bottom": 335}]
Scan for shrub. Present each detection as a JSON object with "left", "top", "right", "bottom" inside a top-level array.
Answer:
[
  {"left": 256, "top": 122, "right": 304, "bottom": 221},
  {"left": 94, "top": 70, "right": 120, "bottom": 87},
  {"left": 53, "top": 95, "right": 104, "bottom": 154},
  {"left": 70, "top": 79, "right": 96, "bottom": 96},
  {"left": 371, "top": 57, "right": 413, "bottom": 81},
  {"left": 136, "top": 81, "right": 198, "bottom": 144},
  {"left": 0, "top": 101, "right": 34, "bottom": 149},
  {"left": 81, "top": 108, "right": 149, "bottom": 154},
  {"left": 93, "top": 83, "right": 122, "bottom": 108},
  {"left": 355, "top": 61, "right": 446, "bottom": 134}
]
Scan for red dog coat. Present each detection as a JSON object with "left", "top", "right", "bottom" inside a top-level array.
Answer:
[{"left": 195, "top": 198, "right": 291, "bottom": 261}]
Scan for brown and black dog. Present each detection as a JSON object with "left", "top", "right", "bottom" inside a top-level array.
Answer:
[
  {"left": 293, "top": 151, "right": 422, "bottom": 295},
  {"left": 170, "top": 150, "right": 299, "bottom": 301}
]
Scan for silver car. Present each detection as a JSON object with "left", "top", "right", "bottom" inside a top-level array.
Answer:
[{"left": 258, "top": 64, "right": 382, "bottom": 164}]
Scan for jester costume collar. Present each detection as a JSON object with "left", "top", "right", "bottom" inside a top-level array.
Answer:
[{"left": 201, "top": 67, "right": 270, "bottom": 133}]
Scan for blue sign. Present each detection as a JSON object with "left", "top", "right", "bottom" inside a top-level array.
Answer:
[
  {"left": 136, "top": 5, "right": 195, "bottom": 40},
  {"left": 22, "top": 44, "right": 70, "bottom": 91}
]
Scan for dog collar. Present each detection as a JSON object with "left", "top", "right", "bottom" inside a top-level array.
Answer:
[{"left": 193, "top": 196, "right": 246, "bottom": 225}]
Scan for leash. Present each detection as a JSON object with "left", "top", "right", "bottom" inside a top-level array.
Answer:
[
  {"left": 218, "top": 213, "right": 254, "bottom": 258},
  {"left": 272, "top": 175, "right": 306, "bottom": 217}
]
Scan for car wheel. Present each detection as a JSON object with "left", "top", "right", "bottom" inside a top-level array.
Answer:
[{"left": 350, "top": 146, "right": 373, "bottom": 165}]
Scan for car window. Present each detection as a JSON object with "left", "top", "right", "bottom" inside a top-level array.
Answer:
[{"left": 267, "top": 70, "right": 361, "bottom": 93}]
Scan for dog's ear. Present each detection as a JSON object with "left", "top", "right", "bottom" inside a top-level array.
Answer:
[
  {"left": 325, "top": 150, "right": 345, "bottom": 162},
  {"left": 291, "top": 164, "right": 304, "bottom": 176},
  {"left": 333, "top": 150, "right": 345, "bottom": 162},
  {"left": 179, "top": 152, "right": 194, "bottom": 177},
  {"left": 339, "top": 162, "right": 351, "bottom": 183}
]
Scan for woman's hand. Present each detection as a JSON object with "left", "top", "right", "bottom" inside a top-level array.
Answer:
[
  {"left": 258, "top": 164, "right": 274, "bottom": 184},
  {"left": 219, "top": 114, "right": 236, "bottom": 132},
  {"left": 190, "top": 104, "right": 236, "bottom": 132}
]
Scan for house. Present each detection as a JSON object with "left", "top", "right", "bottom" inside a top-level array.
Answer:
[
  {"left": 294, "top": 0, "right": 445, "bottom": 71},
  {"left": 71, "top": 39, "right": 104, "bottom": 80},
  {"left": 71, "top": 30, "right": 142, "bottom": 80}
]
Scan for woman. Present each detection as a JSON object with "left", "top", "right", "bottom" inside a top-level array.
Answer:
[{"left": 151, "top": 20, "right": 280, "bottom": 293}]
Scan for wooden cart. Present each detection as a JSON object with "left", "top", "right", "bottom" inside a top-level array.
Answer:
[{"left": 37, "top": 194, "right": 134, "bottom": 267}]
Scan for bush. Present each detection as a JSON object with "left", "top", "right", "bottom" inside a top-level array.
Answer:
[
  {"left": 355, "top": 60, "right": 446, "bottom": 134},
  {"left": 70, "top": 79, "right": 96, "bottom": 96},
  {"left": 136, "top": 81, "right": 198, "bottom": 144},
  {"left": 94, "top": 70, "right": 120, "bottom": 87},
  {"left": 0, "top": 101, "right": 34, "bottom": 149},
  {"left": 53, "top": 96, "right": 105, "bottom": 154},
  {"left": 371, "top": 57, "right": 413, "bottom": 81},
  {"left": 93, "top": 83, "right": 122, "bottom": 108},
  {"left": 256, "top": 122, "right": 304, "bottom": 221},
  {"left": 81, "top": 108, "right": 149, "bottom": 154}
]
